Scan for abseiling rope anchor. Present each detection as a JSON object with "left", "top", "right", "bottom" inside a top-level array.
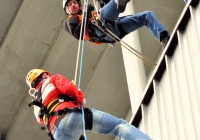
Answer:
[{"left": 90, "top": 12, "right": 156, "bottom": 69}]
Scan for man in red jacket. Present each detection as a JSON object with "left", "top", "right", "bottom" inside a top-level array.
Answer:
[{"left": 26, "top": 69, "right": 152, "bottom": 140}]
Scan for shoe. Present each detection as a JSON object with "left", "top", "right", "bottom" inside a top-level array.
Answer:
[
  {"left": 160, "top": 30, "right": 170, "bottom": 48},
  {"left": 117, "top": 0, "right": 130, "bottom": 13},
  {"left": 161, "top": 36, "right": 170, "bottom": 48}
]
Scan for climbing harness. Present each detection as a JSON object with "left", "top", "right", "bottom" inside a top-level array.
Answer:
[
  {"left": 28, "top": 86, "right": 93, "bottom": 140},
  {"left": 90, "top": 11, "right": 156, "bottom": 68}
]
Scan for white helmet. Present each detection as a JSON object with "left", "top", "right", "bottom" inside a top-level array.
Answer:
[
  {"left": 63, "top": 0, "right": 68, "bottom": 9},
  {"left": 62, "top": 0, "right": 81, "bottom": 9}
]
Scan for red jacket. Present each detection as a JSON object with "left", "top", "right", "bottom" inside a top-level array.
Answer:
[{"left": 33, "top": 74, "right": 84, "bottom": 131}]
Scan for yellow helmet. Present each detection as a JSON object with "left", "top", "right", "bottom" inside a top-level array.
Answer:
[{"left": 26, "top": 69, "right": 51, "bottom": 88}]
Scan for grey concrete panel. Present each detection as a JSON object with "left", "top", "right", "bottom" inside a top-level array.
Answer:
[
  {"left": 0, "top": 0, "right": 23, "bottom": 46},
  {"left": 0, "top": 0, "right": 66, "bottom": 136}
]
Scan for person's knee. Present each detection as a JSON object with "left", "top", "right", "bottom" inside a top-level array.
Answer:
[{"left": 145, "top": 11, "right": 155, "bottom": 16}]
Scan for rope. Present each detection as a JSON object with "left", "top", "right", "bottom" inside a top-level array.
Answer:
[
  {"left": 106, "top": 27, "right": 156, "bottom": 68},
  {"left": 73, "top": 1, "right": 156, "bottom": 139},
  {"left": 73, "top": 5, "right": 87, "bottom": 85},
  {"left": 93, "top": 0, "right": 99, "bottom": 12},
  {"left": 73, "top": 1, "right": 89, "bottom": 140},
  {"left": 79, "top": 2, "right": 88, "bottom": 139},
  {"left": 90, "top": 15, "right": 156, "bottom": 68}
]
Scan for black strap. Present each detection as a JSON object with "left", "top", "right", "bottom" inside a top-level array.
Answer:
[
  {"left": 89, "top": 19, "right": 128, "bottom": 43},
  {"left": 28, "top": 93, "right": 78, "bottom": 114},
  {"left": 89, "top": 27, "right": 107, "bottom": 42},
  {"left": 47, "top": 130, "right": 55, "bottom": 140},
  {"left": 35, "top": 85, "right": 42, "bottom": 101},
  {"left": 48, "top": 108, "right": 93, "bottom": 140},
  {"left": 84, "top": 108, "right": 93, "bottom": 130},
  {"left": 50, "top": 107, "right": 93, "bottom": 130},
  {"left": 28, "top": 100, "right": 45, "bottom": 109},
  {"left": 115, "top": 19, "right": 127, "bottom": 39},
  {"left": 89, "top": 21, "right": 115, "bottom": 43},
  {"left": 49, "top": 107, "right": 81, "bottom": 116}
]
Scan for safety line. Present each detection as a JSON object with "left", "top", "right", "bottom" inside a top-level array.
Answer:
[
  {"left": 79, "top": 3, "right": 88, "bottom": 139},
  {"left": 93, "top": 0, "right": 99, "bottom": 13},
  {"left": 73, "top": 6, "right": 86, "bottom": 85},
  {"left": 106, "top": 27, "right": 156, "bottom": 68},
  {"left": 90, "top": 16, "right": 156, "bottom": 68},
  {"left": 77, "top": 7, "right": 87, "bottom": 88},
  {"left": 72, "top": 1, "right": 89, "bottom": 140}
]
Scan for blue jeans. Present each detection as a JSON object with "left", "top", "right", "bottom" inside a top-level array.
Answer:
[
  {"left": 94, "top": 0, "right": 167, "bottom": 42},
  {"left": 53, "top": 108, "right": 151, "bottom": 140}
]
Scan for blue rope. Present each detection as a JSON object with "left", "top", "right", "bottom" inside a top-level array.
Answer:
[
  {"left": 78, "top": 0, "right": 89, "bottom": 88},
  {"left": 78, "top": 2, "right": 89, "bottom": 140}
]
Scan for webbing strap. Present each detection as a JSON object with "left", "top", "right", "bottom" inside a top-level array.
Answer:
[
  {"left": 28, "top": 95, "right": 77, "bottom": 120},
  {"left": 28, "top": 100, "right": 44, "bottom": 109},
  {"left": 46, "top": 99, "right": 60, "bottom": 114},
  {"left": 115, "top": 19, "right": 127, "bottom": 39},
  {"left": 49, "top": 107, "right": 81, "bottom": 116},
  {"left": 28, "top": 99, "right": 59, "bottom": 115},
  {"left": 83, "top": 108, "right": 93, "bottom": 130},
  {"left": 88, "top": 18, "right": 117, "bottom": 43},
  {"left": 50, "top": 107, "right": 93, "bottom": 130},
  {"left": 91, "top": 16, "right": 156, "bottom": 68}
]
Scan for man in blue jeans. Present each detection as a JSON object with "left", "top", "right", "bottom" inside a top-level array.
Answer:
[
  {"left": 26, "top": 69, "right": 151, "bottom": 140},
  {"left": 63, "top": 0, "right": 170, "bottom": 47}
]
